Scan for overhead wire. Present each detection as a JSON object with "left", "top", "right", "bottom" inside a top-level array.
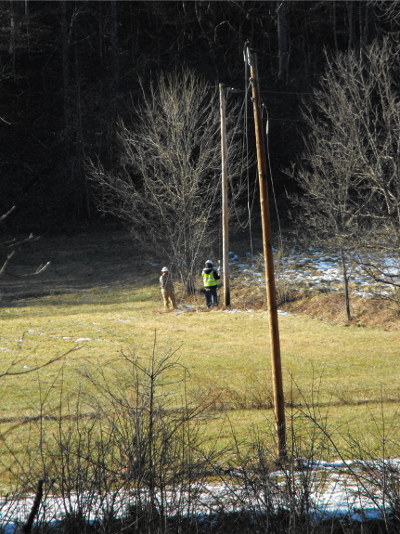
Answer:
[
  {"left": 218, "top": 82, "right": 258, "bottom": 259},
  {"left": 261, "top": 101, "right": 288, "bottom": 304},
  {"left": 242, "top": 42, "right": 288, "bottom": 301},
  {"left": 225, "top": 85, "right": 256, "bottom": 234},
  {"left": 244, "top": 45, "right": 255, "bottom": 256},
  {"left": 218, "top": 85, "right": 245, "bottom": 268}
]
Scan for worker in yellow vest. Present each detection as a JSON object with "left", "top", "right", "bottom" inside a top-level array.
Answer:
[
  {"left": 159, "top": 266, "right": 178, "bottom": 310},
  {"left": 201, "top": 260, "right": 220, "bottom": 308}
]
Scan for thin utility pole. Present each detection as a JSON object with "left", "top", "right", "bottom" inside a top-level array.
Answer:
[
  {"left": 246, "top": 45, "right": 286, "bottom": 462},
  {"left": 220, "top": 83, "right": 230, "bottom": 307}
]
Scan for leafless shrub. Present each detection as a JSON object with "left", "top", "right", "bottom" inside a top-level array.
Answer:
[
  {"left": 88, "top": 70, "right": 248, "bottom": 292},
  {"left": 290, "top": 38, "right": 400, "bottom": 319},
  {"left": 3, "top": 344, "right": 224, "bottom": 532}
]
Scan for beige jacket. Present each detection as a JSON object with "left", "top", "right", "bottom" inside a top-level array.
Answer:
[{"left": 159, "top": 273, "right": 174, "bottom": 291}]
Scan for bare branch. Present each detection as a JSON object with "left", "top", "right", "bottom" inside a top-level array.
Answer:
[
  {"left": 0, "top": 234, "right": 49, "bottom": 278},
  {"left": 10, "top": 261, "right": 51, "bottom": 277},
  {"left": 0, "top": 345, "right": 81, "bottom": 379},
  {"left": 0, "top": 204, "right": 16, "bottom": 222},
  {"left": 0, "top": 115, "right": 11, "bottom": 125},
  {"left": 0, "top": 251, "right": 15, "bottom": 275}
]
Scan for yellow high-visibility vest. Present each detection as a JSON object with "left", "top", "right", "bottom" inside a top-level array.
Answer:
[{"left": 202, "top": 270, "right": 218, "bottom": 287}]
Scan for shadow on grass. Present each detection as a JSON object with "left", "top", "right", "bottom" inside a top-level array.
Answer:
[{"left": 0, "top": 231, "right": 164, "bottom": 307}]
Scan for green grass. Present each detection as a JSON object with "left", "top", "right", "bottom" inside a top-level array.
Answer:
[{"left": 1, "top": 276, "right": 400, "bottom": 469}]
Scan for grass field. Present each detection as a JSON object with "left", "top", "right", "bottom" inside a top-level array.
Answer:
[{"left": 1, "top": 230, "right": 400, "bottom": 488}]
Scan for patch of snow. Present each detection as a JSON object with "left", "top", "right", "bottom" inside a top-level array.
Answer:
[
  {"left": 233, "top": 247, "right": 399, "bottom": 299},
  {"left": 1, "top": 459, "right": 400, "bottom": 531}
]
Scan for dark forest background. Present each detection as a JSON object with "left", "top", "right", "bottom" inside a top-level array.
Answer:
[{"left": 0, "top": 0, "right": 397, "bottom": 235}]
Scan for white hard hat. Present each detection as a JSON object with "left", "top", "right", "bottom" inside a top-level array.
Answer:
[
  {"left": 205, "top": 260, "right": 213, "bottom": 266},
  {"left": 161, "top": 266, "right": 169, "bottom": 272}
]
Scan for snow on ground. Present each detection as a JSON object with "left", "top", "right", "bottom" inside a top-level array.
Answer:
[
  {"left": 233, "top": 248, "right": 400, "bottom": 298},
  {"left": 1, "top": 458, "right": 399, "bottom": 531}
]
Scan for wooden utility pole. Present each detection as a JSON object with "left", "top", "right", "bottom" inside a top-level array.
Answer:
[
  {"left": 220, "top": 83, "right": 230, "bottom": 307},
  {"left": 246, "top": 45, "right": 286, "bottom": 462}
]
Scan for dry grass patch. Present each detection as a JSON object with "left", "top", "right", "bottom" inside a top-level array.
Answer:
[
  {"left": 281, "top": 291, "right": 400, "bottom": 330},
  {"left": 1, "top": 291, "right": 399, "bottom": 453}
]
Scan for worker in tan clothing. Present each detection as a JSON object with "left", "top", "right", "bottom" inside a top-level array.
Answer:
[{"left": 159, "top": 266, "right": 178, "bottom": 310}]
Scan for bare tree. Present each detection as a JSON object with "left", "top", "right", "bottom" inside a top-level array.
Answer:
[
  {"left": 290, "top": 38, "right": 400, "bottom": 317},
  {"left": 276, "top": 1, "right": 290, "bottom": 83},
  {"left": 88, "top": 70, "right": 246, "bottom": 291}
]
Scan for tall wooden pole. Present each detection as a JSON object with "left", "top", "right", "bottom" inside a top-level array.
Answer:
[
  {"left": 246, "top": 46, "right": 286, "bottom": 461},
  {"left": 220, "top": 83, "right": 230, "bottom": 307}
]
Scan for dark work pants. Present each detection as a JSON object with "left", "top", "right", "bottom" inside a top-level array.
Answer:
[{"left": 205, "top": 286, "right": 218, "bottom": 307}]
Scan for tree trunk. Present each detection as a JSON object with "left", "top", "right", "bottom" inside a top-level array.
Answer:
[
  {"left": 9, "top": 0, "right": 16, "bottom": 79},
  {"left": 332, "top": 1, "right": 338, "bottom": 51},
  {"left": 110, "top": 0, "right": 119, "bottom": 95},
  {"left": 276, "top": 0, "right": 289, "bottom": 83},
  {"left": 363, "top": 2, "right": 377, "bottom": 45},
  {"left": 341, "top": 249, "right": 352, "bottom": 321},
  {"left": 347, "top": 0, "right": 354, "bottom": 51},
  {"left": 61, "top": 0, "right": 69, "bottom": 127}
]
